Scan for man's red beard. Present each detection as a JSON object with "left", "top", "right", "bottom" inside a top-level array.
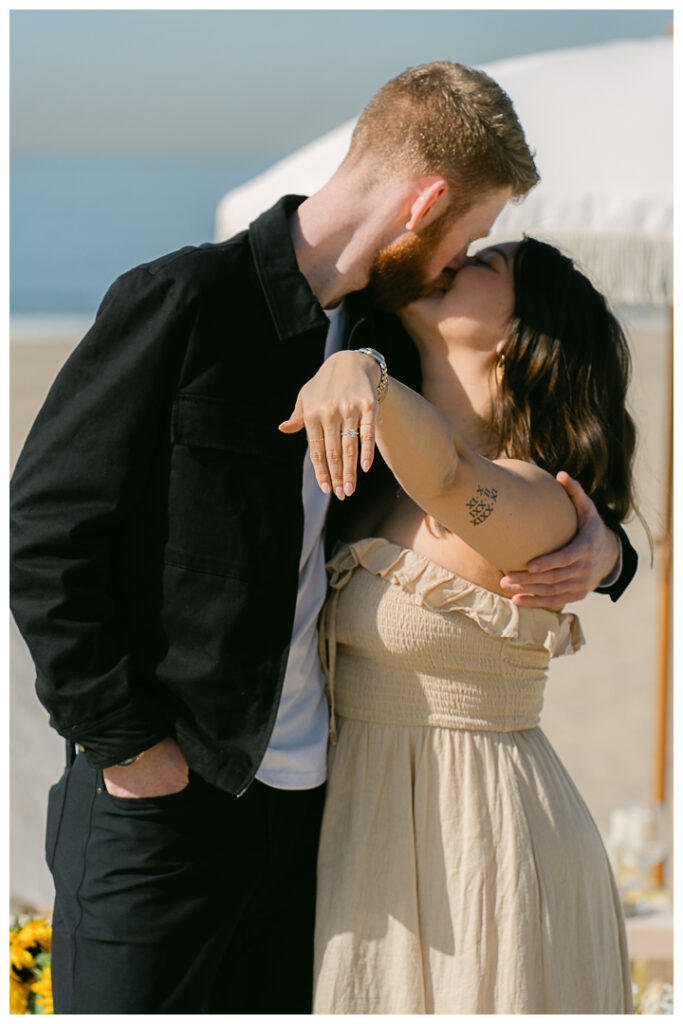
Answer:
[{"left": 366, "top": 226, "right": 455, "bottom": 313}]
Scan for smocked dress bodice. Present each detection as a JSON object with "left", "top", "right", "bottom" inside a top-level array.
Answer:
[{"left": 319, "top": 537, "right": 584, "bottom": 736}]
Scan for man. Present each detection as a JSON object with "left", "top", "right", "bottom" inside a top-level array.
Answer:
[{"left": 10, "top": 61, "right": 635, "bottom": 1013}]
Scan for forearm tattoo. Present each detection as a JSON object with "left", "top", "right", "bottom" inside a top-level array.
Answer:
[{"left": 466, "top": 485, "right": 498, "bottom": 526}]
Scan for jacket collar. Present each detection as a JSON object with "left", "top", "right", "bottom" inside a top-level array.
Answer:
[{"left": 249, "top": 195, "right": 330, "bottom": 342}]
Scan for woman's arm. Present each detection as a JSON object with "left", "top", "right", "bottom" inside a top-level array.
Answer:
[
  {"left": 281, "top": 350, "right": 577, "bottom": 572},
  {"left": 372, "top": 375, "right": 577, "bottom": 571}
]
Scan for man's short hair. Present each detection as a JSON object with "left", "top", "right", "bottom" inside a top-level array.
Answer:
[{"left": 347, "top": 61, "right": 539, "bottom": 214}]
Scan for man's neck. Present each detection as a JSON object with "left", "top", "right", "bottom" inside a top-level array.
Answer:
[
  {"left": 288, "top": 199, "right": 351, "bottom": 310},
  {"left": 289, "top": 172, "right": 411, "bottom": 309}
]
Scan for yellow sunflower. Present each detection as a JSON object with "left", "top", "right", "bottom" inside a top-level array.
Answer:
[
  {"left": 31, "top": 966, "right": 54, "bottom": 1014},
  {"left": 9, "top": 975, "right": 29, "bottom": 1014},
  {"left": 15, "top": 920, "right": 52, "bottom": 955},
  {"left": 10, "top": 936, "right": 35, "bottom": 976}
]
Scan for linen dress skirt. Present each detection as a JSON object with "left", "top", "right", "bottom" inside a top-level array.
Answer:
[{"left": 313, "top": 538, "right": 632, "bottom": 1014}]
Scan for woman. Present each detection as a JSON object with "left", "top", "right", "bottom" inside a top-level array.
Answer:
[{"left": 284, "top": 238, "right": 636, "bottom": 1013}]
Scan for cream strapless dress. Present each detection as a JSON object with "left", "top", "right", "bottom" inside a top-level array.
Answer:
[{"left": 313, "top": 538, "right": 632, "bottom": 1015}]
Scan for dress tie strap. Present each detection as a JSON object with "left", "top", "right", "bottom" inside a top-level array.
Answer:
[{"left": 318, "top": 550, "right": 359, "bottom": 746}]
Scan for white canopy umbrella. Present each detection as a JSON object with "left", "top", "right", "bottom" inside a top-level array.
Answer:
[{"left": 215, "top": 35, "right": 672, "bottom": 308}]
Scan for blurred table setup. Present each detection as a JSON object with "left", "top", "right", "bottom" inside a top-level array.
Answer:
[{"left": 605, "top": 802, "right": 673, "bottom": 1009}]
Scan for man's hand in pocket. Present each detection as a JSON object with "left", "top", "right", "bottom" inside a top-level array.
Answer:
[{"left": 102, "top": 736, "right": 189, "bottom": 798}]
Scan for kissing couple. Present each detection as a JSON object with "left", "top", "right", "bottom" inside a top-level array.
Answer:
[{"left": 11, "top": 60, "right": 635, "bottom": 1013}]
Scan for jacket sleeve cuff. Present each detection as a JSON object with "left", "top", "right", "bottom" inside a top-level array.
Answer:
[{"left": 58, "top": 695, "right": 170, "bottom": 769}]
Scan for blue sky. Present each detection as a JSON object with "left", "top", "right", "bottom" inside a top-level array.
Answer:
[{"left": 10, "top": 9, "right": 672, "bottom": 158}]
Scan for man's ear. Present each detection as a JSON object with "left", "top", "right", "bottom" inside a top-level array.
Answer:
[{"left": 406, "top": 178, "right": 449, "bottom": 232}]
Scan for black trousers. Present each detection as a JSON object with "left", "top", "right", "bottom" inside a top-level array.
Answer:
[{"left": 46, "top": 747, "right": 326, "bottom": 1013}]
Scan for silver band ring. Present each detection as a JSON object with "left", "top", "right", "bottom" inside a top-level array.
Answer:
[{"left": 342, "top": 428, "right": 358, "bottom": 438}]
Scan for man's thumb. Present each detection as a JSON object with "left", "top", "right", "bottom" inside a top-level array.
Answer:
[{"left": 556, "top": 471, "right": 590, "bottom": 514}]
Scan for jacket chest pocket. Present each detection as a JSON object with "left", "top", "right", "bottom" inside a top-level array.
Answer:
[{"left": 165, "top": 393, "right": 304, "bottom": 578}]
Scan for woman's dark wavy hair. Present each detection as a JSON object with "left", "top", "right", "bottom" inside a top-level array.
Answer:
[{"left": 490, "top": 238, "right": 637, "bottom": 521}]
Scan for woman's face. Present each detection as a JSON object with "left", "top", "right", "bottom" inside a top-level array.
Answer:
[{"left": 399, "top": 241, "right": 519, "bottom": 356}]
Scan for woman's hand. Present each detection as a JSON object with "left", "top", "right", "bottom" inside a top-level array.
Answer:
[
  {"left": 279, "top": 351, "right": 380, "bottom": 500},
  {"left": 499, "top": 473, "right": 621, "bottom": 609}
]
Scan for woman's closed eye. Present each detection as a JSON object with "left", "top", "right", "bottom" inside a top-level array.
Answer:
[
  {"left": 469, "top": 247, "right": 512, "bottom": 272},
  {"left": 470, "top": 255, "right": 496, "bottom": 270}
]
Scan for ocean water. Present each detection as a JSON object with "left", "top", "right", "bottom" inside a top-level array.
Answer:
[{"left": 10, "top": 154, "right": 279, "bottom": 322}]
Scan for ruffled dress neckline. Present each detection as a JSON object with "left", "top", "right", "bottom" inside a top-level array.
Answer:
[{"left": 327, "top": 536, "right": 584, "bottom": 659}]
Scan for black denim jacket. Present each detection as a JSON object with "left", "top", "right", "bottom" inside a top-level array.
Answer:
[{"left": 10, "top": 195, "right": 636, "bottom": 796}]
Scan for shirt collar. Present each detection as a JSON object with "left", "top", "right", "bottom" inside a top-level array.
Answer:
[{"left": 249, "top": 194, "right": 330, "bottom": 342}]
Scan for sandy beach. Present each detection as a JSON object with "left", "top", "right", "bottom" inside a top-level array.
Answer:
[{"left": 9, "top": 308, "right": 672, "bottom": 913}]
